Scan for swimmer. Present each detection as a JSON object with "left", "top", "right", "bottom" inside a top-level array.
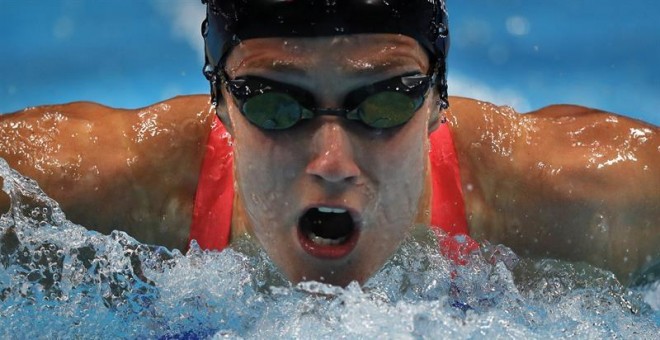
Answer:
[{"left": 0, "top": 0, "right": 658, "bottom": 286}]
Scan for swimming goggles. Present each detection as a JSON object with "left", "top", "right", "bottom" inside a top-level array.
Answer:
[{"left": 219, "top": 72, "right": 435, "bottom": 130}]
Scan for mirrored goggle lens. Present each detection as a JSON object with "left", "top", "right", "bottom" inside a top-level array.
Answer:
[
  {"left": 357, "top": 91, "right": 421, "bottom": 128},
  {"left": 242, "top": 91, "right": 422, "bottom": 130},
  {"left": 242, "top": 92, "right": 302, "bottom": 130}
]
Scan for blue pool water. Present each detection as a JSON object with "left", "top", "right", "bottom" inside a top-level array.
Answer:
[{"left": 1, "top": 158, "right": 658, "bottom": 338}]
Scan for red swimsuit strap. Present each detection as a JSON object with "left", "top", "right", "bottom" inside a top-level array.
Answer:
[
  {"left": 428, "top": 123, "right": 479, "bottom": 264},
  {"left": 428, "top": 122, "right": 469, "bottom": 236},
  {"left": 189, "top": 117, "right": 234, "bottom": 251}
]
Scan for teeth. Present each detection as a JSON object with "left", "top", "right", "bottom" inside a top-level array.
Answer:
[
  {"left": 317, "top": 207, "right": 347, "bottom": 214},
  {"left": 308, "top": 232, "right": 347, "bottom": 246}
]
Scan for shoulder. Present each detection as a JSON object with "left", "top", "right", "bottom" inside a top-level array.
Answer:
[
  {"left": 445, "top": 97, "right": 659, "bottom": 280},
  {"left": 447, "top": 96, "right": 658, "bottom": 169},
  {"left": 3, "top": 94, "right": 212, "bottom": 116},
  {"left": 2, "top": 94, "right": 216, "bottom": 173},
  {"left": 1, "top": 95, "right": 217, "bottom": 249},
  {"left": 3, "top": 94, "right": 214, "bottom": 133},
  {"left": 447, "top": 95, "right": 658, "bottom": 129},
  {"left": 447, "top": 95, "right": 659, "bottom": 229}
]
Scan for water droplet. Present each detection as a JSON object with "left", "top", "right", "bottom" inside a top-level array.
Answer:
[
  {"left": 203, "top": 64, "right": 215, "bottom": 79},
  {"left": 201, "top": 19, "right": 209, "bottom": 37}
]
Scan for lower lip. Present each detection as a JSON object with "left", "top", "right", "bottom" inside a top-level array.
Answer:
[{"left": 297, "top": 227, "right": 360, "bottom": 260}]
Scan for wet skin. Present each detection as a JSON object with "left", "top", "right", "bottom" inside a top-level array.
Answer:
[
  {"left": 0, "top": 34, "right": 658, "bottom": 286},
  {"left": 219, "top": 35, "right": 438, "bottom": 285}
]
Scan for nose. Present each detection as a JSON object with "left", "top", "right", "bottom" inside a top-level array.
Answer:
[{"left": 305, "top": 119, "right": 361, "bottom": 184}]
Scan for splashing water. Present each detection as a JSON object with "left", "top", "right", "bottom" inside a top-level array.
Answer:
[{"left": 0, "top": 157, "right": 658, "bottom": 338}]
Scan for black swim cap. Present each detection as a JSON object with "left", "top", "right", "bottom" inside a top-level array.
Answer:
[{"left": 201, "top": 0, "right": 449, "bottom": 108}]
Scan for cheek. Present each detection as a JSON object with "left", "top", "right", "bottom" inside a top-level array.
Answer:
[
  {"left": 386, "top": 108, "right": 430, "bottom": 176},
  {"left": 232, "top": 120, "right": 302, "bottom": 225},
  {"left": 384, "top": 142, "right": 426, "bottom": 215},
  {"left": 364, "top": 120, "right": 429, "bottom": 223}
]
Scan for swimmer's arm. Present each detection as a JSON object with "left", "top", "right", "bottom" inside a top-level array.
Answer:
[
  {"left": 0, "top": 96, "right": 214, "bottom": 250},
  {"left": 450, "top": 98, "right": 659, "bottom": 284}
]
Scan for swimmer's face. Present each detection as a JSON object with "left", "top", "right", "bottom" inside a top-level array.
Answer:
[{"left": 221, "top": 34, "right": 442, "bottom": 286}]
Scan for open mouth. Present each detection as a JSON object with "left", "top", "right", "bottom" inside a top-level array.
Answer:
[{"left": 297, "top": 206, "right": 360, "bottom": 259}]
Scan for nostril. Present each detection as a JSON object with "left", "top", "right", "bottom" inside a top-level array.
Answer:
[{"left": 306, "top": 152, "right": 361, "bottom": 183}]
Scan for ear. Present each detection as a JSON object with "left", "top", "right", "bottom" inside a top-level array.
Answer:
[{"left": 427, "top": 95, "right": 446, "bottom": 135}]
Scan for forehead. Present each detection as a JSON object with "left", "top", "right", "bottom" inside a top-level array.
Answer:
[{"left": 224, "top": 34, "right": 430, "bottom": 78}]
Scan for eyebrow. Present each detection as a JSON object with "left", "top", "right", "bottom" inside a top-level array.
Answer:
[
  {"left": 235, "top": 54, "right": 424, "bottom": 78},
  {"left": 342, "top": 59, "right": 424, "bottom": 76},
  {"left": 234, "top": 53, "right": 310, "bottom": 77},
  {"left": 341, "top": 44, "right": 430, "bottom": 75}
]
